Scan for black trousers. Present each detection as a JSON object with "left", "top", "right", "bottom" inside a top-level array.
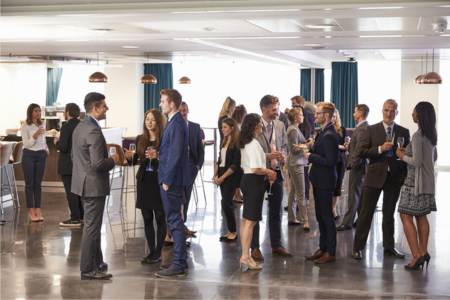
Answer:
[
  {"left": 61, "top": 175, "right": 84, "bottom": 221},
  {"left": 304, "top": 166, "right": 310, "bottom": 200},
  {"left": 251, "top": 169, "right": 284, "bottom": 249},
  {"left": 353, "top": 172, "right": 402, "bottom": 251},
  {"left": 313, "top": 187, "right": 336, "bottom": 256},
  {"left": 219, "top": 168, "right": 237, "bottom": 233},
  {"left": 141, "top": 208, "right": 166, "bottom": 258}
]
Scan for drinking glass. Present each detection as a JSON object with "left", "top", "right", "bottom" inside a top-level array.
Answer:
[
  {"left": 344, "top": 136, "right": 351, "bottom": 144},
  {"left": 129, "top": 143, "right": 136, "bottom": 153},
  {"left": 146, "top": 146, "right": 155, "bottom": 171},
  {"left": 386, "top": 132, "right": 395, "bottom": 144},
  {"left": 397, "top": 137, "right": 405, "bottom": 149},
  {"left": 109, "top": 146, "right": 116, "bottom": 157}
]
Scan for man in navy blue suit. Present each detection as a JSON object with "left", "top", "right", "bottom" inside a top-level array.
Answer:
[
  {"left": 305, "top": 102, "right": 339, "bottom": 264},
  {"left": 179, "top": 102, "right": 205, "bottom": 237},
  {"left": 155, "top": 89, "right": 190, "bottom": 278}
]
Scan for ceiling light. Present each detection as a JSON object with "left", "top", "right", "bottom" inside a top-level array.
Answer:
[
  {"left": 304, "top": 24, "right": 336, "bottom": 29},
  {"left": 323, "top": 8, "right": 333, "bottom": 11},
  {"left": 89, "top": 52, "right": 107, "bottom": 83},
  {"left": 172, "top": 9, "right": 300, "bottom": 14},
  {"left": 178, "top": 76, "right": 191, "bottom": 84},
  {"left": 359, "top": 35, "right": 402, "bottom": 38},
  {"left": 187, "top": 36, "right": 301, "bottom": 40},
  {"left": 440, "top": 34, "right": 450, "bottom": 37},
  {"left": 358, "top": 6, "right": 403, "bottom": 10},
  {"left": 422, "top": 49, "right": 442, "bottom": 84},
  {"left": 324, "top": 35, "right": 332, "bottom": 39},
  {"left": 141, "top": 74, "right": 157, "bottom": 84},
  {"left": 121, "top": 45, "right": 139, "bottom": 49},
  {"left": 91, "top": 28, "right": 114, "bottom": 32}
]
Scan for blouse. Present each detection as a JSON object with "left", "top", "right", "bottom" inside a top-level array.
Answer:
[
  {"left": 219, "top": 147, "right": 227, "bottom": 167},
  {"left": 241, "top": 139, "right": 266, "bottom": 174},
  {"left": 20, "top": 123, "right": 48, "bottom": 152}
]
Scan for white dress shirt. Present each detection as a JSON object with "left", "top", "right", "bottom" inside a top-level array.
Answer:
[{"left": 21, "top": 123, "right": 48, "bottom": 152}]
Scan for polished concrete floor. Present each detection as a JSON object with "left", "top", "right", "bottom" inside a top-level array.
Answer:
[{"left": 1, "top": 168, "right": 450, "bottom": 299}]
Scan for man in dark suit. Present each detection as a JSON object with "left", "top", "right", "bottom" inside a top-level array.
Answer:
[
  {"left": 352, "top": 99, "right": 410, "bottom": 260},
  {"left": 251, "top": 95, "right": 292, "bottom": 262},
  {"left": 337, "top": 104, "right": 370, "bottom": 231},
  {"left": 72, "top": 92, "right": 119, "bottom": 280},
  {"left": 155, "top": 89, "right": 190, "bottom": 278},
  {"left": 55, "top": 103, "right": 83, "bottom": 228},
  {"left": 305, "top": 102, "right": 339, "bottom": 264},
  {"left": 179, "top": 102, "right": 205, "bottom": 237}
]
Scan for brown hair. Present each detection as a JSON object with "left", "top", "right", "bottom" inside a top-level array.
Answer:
[
  {"left": 316, "top": 102, "right": 335, "bottom": 119},
  {"left": 137, "top": 109, "right": 166, "bottom": 158},
  {"left": 26, "top": 103, "right": 42, "bottom": 126},
  {"left": 287, "top": 108, "right": 302, "bottom": 124},
  {"left": 232, "top": 104, "right": 247, "bottom": 124},
  {"left": 219, "top": 96, "right": 236, "bottom": 118},
  {"left": 260, "top": 94, "right": 279, "bottom": 109},
  {"left": 355, "top": 104, "right": 370, "bottom": 119},
  {"left": 221, "top": 117, "right": 240, "bottom": 149},
  {"left": 291, "top": 95, "right": 305, "bottom": 107},
  {"left": 160, "top": 89, "right": 182, "bottom": 109}
]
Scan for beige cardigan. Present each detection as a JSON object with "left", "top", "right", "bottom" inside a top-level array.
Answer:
[{"left": 402, "top": 130, "right": 437, "bottom": 195}]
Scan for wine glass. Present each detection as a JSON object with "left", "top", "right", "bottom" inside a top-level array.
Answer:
[
  {"left": 146, "top": 146, "right": 155, "bottom": 171},
  {"left": 129, "top": 143, "right": 136, "bottom": 153},
  {"left": 386, "top": 132, "right": 395, "bottom": 144},
  {"left": 397, "top": 137, "right": 405, "bottom": 149},
  {"left": 344, "top": 136, "right": 351, "bottom": 144}
]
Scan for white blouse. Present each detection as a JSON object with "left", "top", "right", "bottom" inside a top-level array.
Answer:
[
  {"left": 219, "top": 147, "right": 227, "bottom": 167},
  {"left": 241, "top": 139, "right": 266, "bottom": 174},
  {"left": 21, "top": 123, "right": 48, "bottom": 152}
]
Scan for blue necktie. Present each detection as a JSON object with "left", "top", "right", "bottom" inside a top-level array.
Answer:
[{"left": 386, "top": 126, "right": 394, "bottom": 157}]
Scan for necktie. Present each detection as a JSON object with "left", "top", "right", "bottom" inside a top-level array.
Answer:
[
  {"left": 266, "top": 122, "right": 273, "bottom": 143},
  {"left": 386, "top": 126, "right": 392, "bottom": 139}
]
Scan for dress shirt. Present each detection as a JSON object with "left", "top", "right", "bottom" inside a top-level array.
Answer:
[{"left": 21, "top": 123, "right": 48, "bottom": 152}]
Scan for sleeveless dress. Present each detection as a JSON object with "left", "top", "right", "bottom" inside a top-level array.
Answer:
[{"left": 398, "top": 142, "right": 437, "bottom": 216}]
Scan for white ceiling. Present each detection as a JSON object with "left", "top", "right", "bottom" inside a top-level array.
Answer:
[{"left": 1, "top": 0, "right": 450, "bottom": 67}]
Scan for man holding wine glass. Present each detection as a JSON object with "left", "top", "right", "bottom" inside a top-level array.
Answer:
[
  {"left": 352, "top": 99, "right": 410, "bottom": 260},
  {"left": 250, "top": 95, "right": 292, "bottom": 262}
]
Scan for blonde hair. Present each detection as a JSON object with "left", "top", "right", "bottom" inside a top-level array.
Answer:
[
  {"left": 287, "top": 108, "right": 302, "bottom": 123},
  {"left": 219, "top": 97, "right": 236, "bottom": 118},
  {"left": 333, "top": 108, "right": 343, "bottom": 135}
]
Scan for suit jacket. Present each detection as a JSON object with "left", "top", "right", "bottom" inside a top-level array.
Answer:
[
  {"left": 347, "top": 120, "right": 369, "bottom": 169},
  {"left": 309, "top": 122, "right": 339, "bottom": 190},
  {"left": 360, "top": 122, "right": 410, "bottom": 189},
  {"left": 187, "top": 121, "right": 205, "bottom": 185},
  {"left": 56, "top": 118, "right": 80, "bottom": 176},
  {"left": 71, "top": 116, "right": 115, "bottom": 197},
  {"left": 158, "top": 112, "right": 190, "bottom": 187},
  {"left": 256, "top": 118, "right": 287, "bottom": 173}
]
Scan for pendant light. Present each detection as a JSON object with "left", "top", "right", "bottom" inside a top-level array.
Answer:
[
  {"left": 178, "top": 76, "right": 191, "bottom": 84},
  {"left": 89, "top": 53, "right": 107, "bottom": 83},
  {"left": 141, "top": 54, "right": 158, "bottom": 84},
  {"left": 414, "top": 55, "right": 425, "bottom": 84},
  {"left": 422, "top": 49, "right": 442, "bottom": 84}
]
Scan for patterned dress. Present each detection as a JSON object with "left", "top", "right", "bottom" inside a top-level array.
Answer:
[{"left": 398, "top": 142, "right": 437, "bottom": 216}]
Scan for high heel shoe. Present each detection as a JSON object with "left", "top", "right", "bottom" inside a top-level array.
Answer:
[
  {"left": 404, "top": 256, "right": 425, "bottom": 271},
  {"left": 424, "top": 252, "right": 431, "bottom": 269},
  {"left": 239, "top": 258, "right": 262, "bottom": 272}
]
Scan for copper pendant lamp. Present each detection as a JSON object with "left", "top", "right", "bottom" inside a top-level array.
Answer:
[
  {"left": 141, "top": 74, "right": 157, "bottom": 84},
  {"left": 422, "top": 49, "right": 442, "bottom": 84},
  {"left": 89, "top": 53, "right": 107, "bottom": 83},
  {"left": 415, "top": 55, "right": 425, "bottom": 84},
  {"left": 178, "top": 76, "right": 191, "bottom": 84}
]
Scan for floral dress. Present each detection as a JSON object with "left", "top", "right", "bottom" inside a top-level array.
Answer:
[{"left": 398, "top": 142, "right": 437, "bottom": 216}]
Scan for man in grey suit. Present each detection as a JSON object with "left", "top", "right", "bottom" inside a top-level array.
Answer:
[
  {"left": 251, "top": 95, "right": 292, "bottom": 262},
  {"left": 337, "top": 104, "right": 369, "bottom": 231},
  {"left": 72, "top": 92, "right": 119, "bottom": 280}
]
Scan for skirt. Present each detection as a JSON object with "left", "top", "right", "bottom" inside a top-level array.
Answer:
[
  {"left": 240, "top": 174, "right": 266, "bottom": 221},
  {"left": 398, "top": 184, "right": 437, "bottom": 216}
]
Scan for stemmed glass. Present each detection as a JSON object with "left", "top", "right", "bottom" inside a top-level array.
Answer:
[
  {"left": 109, "top": 146, "right": 116, "bottom": 157},
  {"left": 396, "top": 137, "right": 405, "bottom": 160},
  {"left": 129, "top": 143, "right": 136, "bottom": 154},
  {"left": 146, "top": 146, "right": 155, "bottom": 171}
]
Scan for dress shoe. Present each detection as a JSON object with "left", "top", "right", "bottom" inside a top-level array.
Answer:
[
  {"left": 219, "top": 235, "right": 238, "bottom": 242},
  {"left": 404, "top": 256, "right": 425, "bottom": 271},
  {"left": 81, "top": 271, "right": 112, "bottom": 280},
  {"left": 98, "top": 262, "right": 108, "bottom": 272},
  {"left": 351, "top": 250, "right": 363, "bottom": 260},
  {"left": 185, "top": 228, "right": 197, "bottom": 238},
  {"left": 384, "top": 248, "right": 405, "bottom": 259},
  {"left": 307, "top": 249, "right": 324, "bottom": 261},
  {"left": 251, "top": 248, "right": 264, "bottom": 262},
  {"left": 272, "top": 247, "right": 292, "bottom": 257},
  {"left": 314, "top": 252, "right": 336, "bottom": 264},
  {"left": 154, "top": 266, "right": 187, "bottom": 278},
  {"left": 141, "top": 255, "right": 161, "bottom": 265},
  {"left": 336, "top": 224, "right": 352, "bottom": 231},
  {"left": 303, "top": 224, "right": 310, "bottom": 232},
  {"left": 288, "top": 221, "right": 302, "bottom": 226}
]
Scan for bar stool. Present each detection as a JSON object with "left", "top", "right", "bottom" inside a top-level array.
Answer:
[
  {"left": 0, "top": 143, "right": 14, "bottom": 215},
  {"left": 9, "top": 142, "right": 23, "bottom": 209}
]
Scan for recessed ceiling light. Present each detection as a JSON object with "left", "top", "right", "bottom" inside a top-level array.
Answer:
[
  {"left": 324, "top": 35, "right": 332, "bottom": 39},
  {"left": 323, "top": 8, "right": 333, "bottom": 11},
  {"left": 121, "top": 45, "right": 139, "bottom": 49},
  {"left": 91, "top": 28, "right": 114, "bottom": 32},
  {"left": 440, "top": 34, "right": 450, "bottom": 37},
  {"left": 304, "top": 24, "right": 336, "bottom": 29},
  {"left": 172, "top": 9, "right": 300, "bottom": 14},
  {"left": 358, "top": 6, "right": 403, "bottom": 10}
]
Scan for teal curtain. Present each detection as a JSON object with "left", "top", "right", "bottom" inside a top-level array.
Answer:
[
  {"left": 315, "top": 68, "right": 324, "bottom": 101},
  {"left": 144, "top": 63, "right": 173, "bottom": 111},
  {"left": 331, "top": 62, "right": 358, "bottom": 128},
  {"left": 300, "top": 69, "right": 311, "bottom": 100},
  {"left": 45, "top": 68, "right": 63, "bottom": 106}
]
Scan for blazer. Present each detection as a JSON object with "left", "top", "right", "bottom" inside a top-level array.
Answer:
[
  {"left": 347, "top": 120, "right": 369, "bottom": 169},
  {"left": 158, "top": 112, "right": 190, "bottom": 187},
  {"left": 56, "top": 118, "right": 80, "bottom": 176},
  {"left": 360, "top": 121, "right": 410, "bottom": 189},
  {"left": 217, "top": 144, "right": 241, "bottom": 187},
  {"left": 187, "top": 121, "right": 205, "bottom": 185},
  {"left": 256, "top": 118, "right": 287, "bottom": 167},
  {"left": 402, "top": 130, "right": 437, "bottom": 195},
  {"left": 309, "top": 122, "right": 339, "bottom": 190},
  {"left": 286, "top": 124, "right": 307, "bottom": 166},
  {"left": 71, "top": 116, "right": 115, "bottom": 197}
]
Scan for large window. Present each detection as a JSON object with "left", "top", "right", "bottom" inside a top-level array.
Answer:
[
  {"left": 173, "top": 58, "right": 300, "bottom": 128},
  {"left": 438, "top": 60, "right": 450, "bottom": 167}
]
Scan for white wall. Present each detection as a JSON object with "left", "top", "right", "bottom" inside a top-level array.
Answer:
[
  {"left": 400, "top": 60, "right": 439, "bottom": 134},
  {"left": 0, "top": 63, "right": 47, "bottom": 134},
  {"left": 438, "top": 60, "right": 450, "bottom": 167},
  {"left": 103, "top": 63, "right": 144, "bottom": 137}
]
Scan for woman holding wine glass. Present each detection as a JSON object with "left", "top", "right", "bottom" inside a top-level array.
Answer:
[
  {"left": 239, "top": 114, "right": 277, "bottom": 272},
  {"left": 124, "top": 109, "right": 167, "bottom": 264},
  {"left": 396, "top": 101, "right": 437, "bottom": 270}
]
